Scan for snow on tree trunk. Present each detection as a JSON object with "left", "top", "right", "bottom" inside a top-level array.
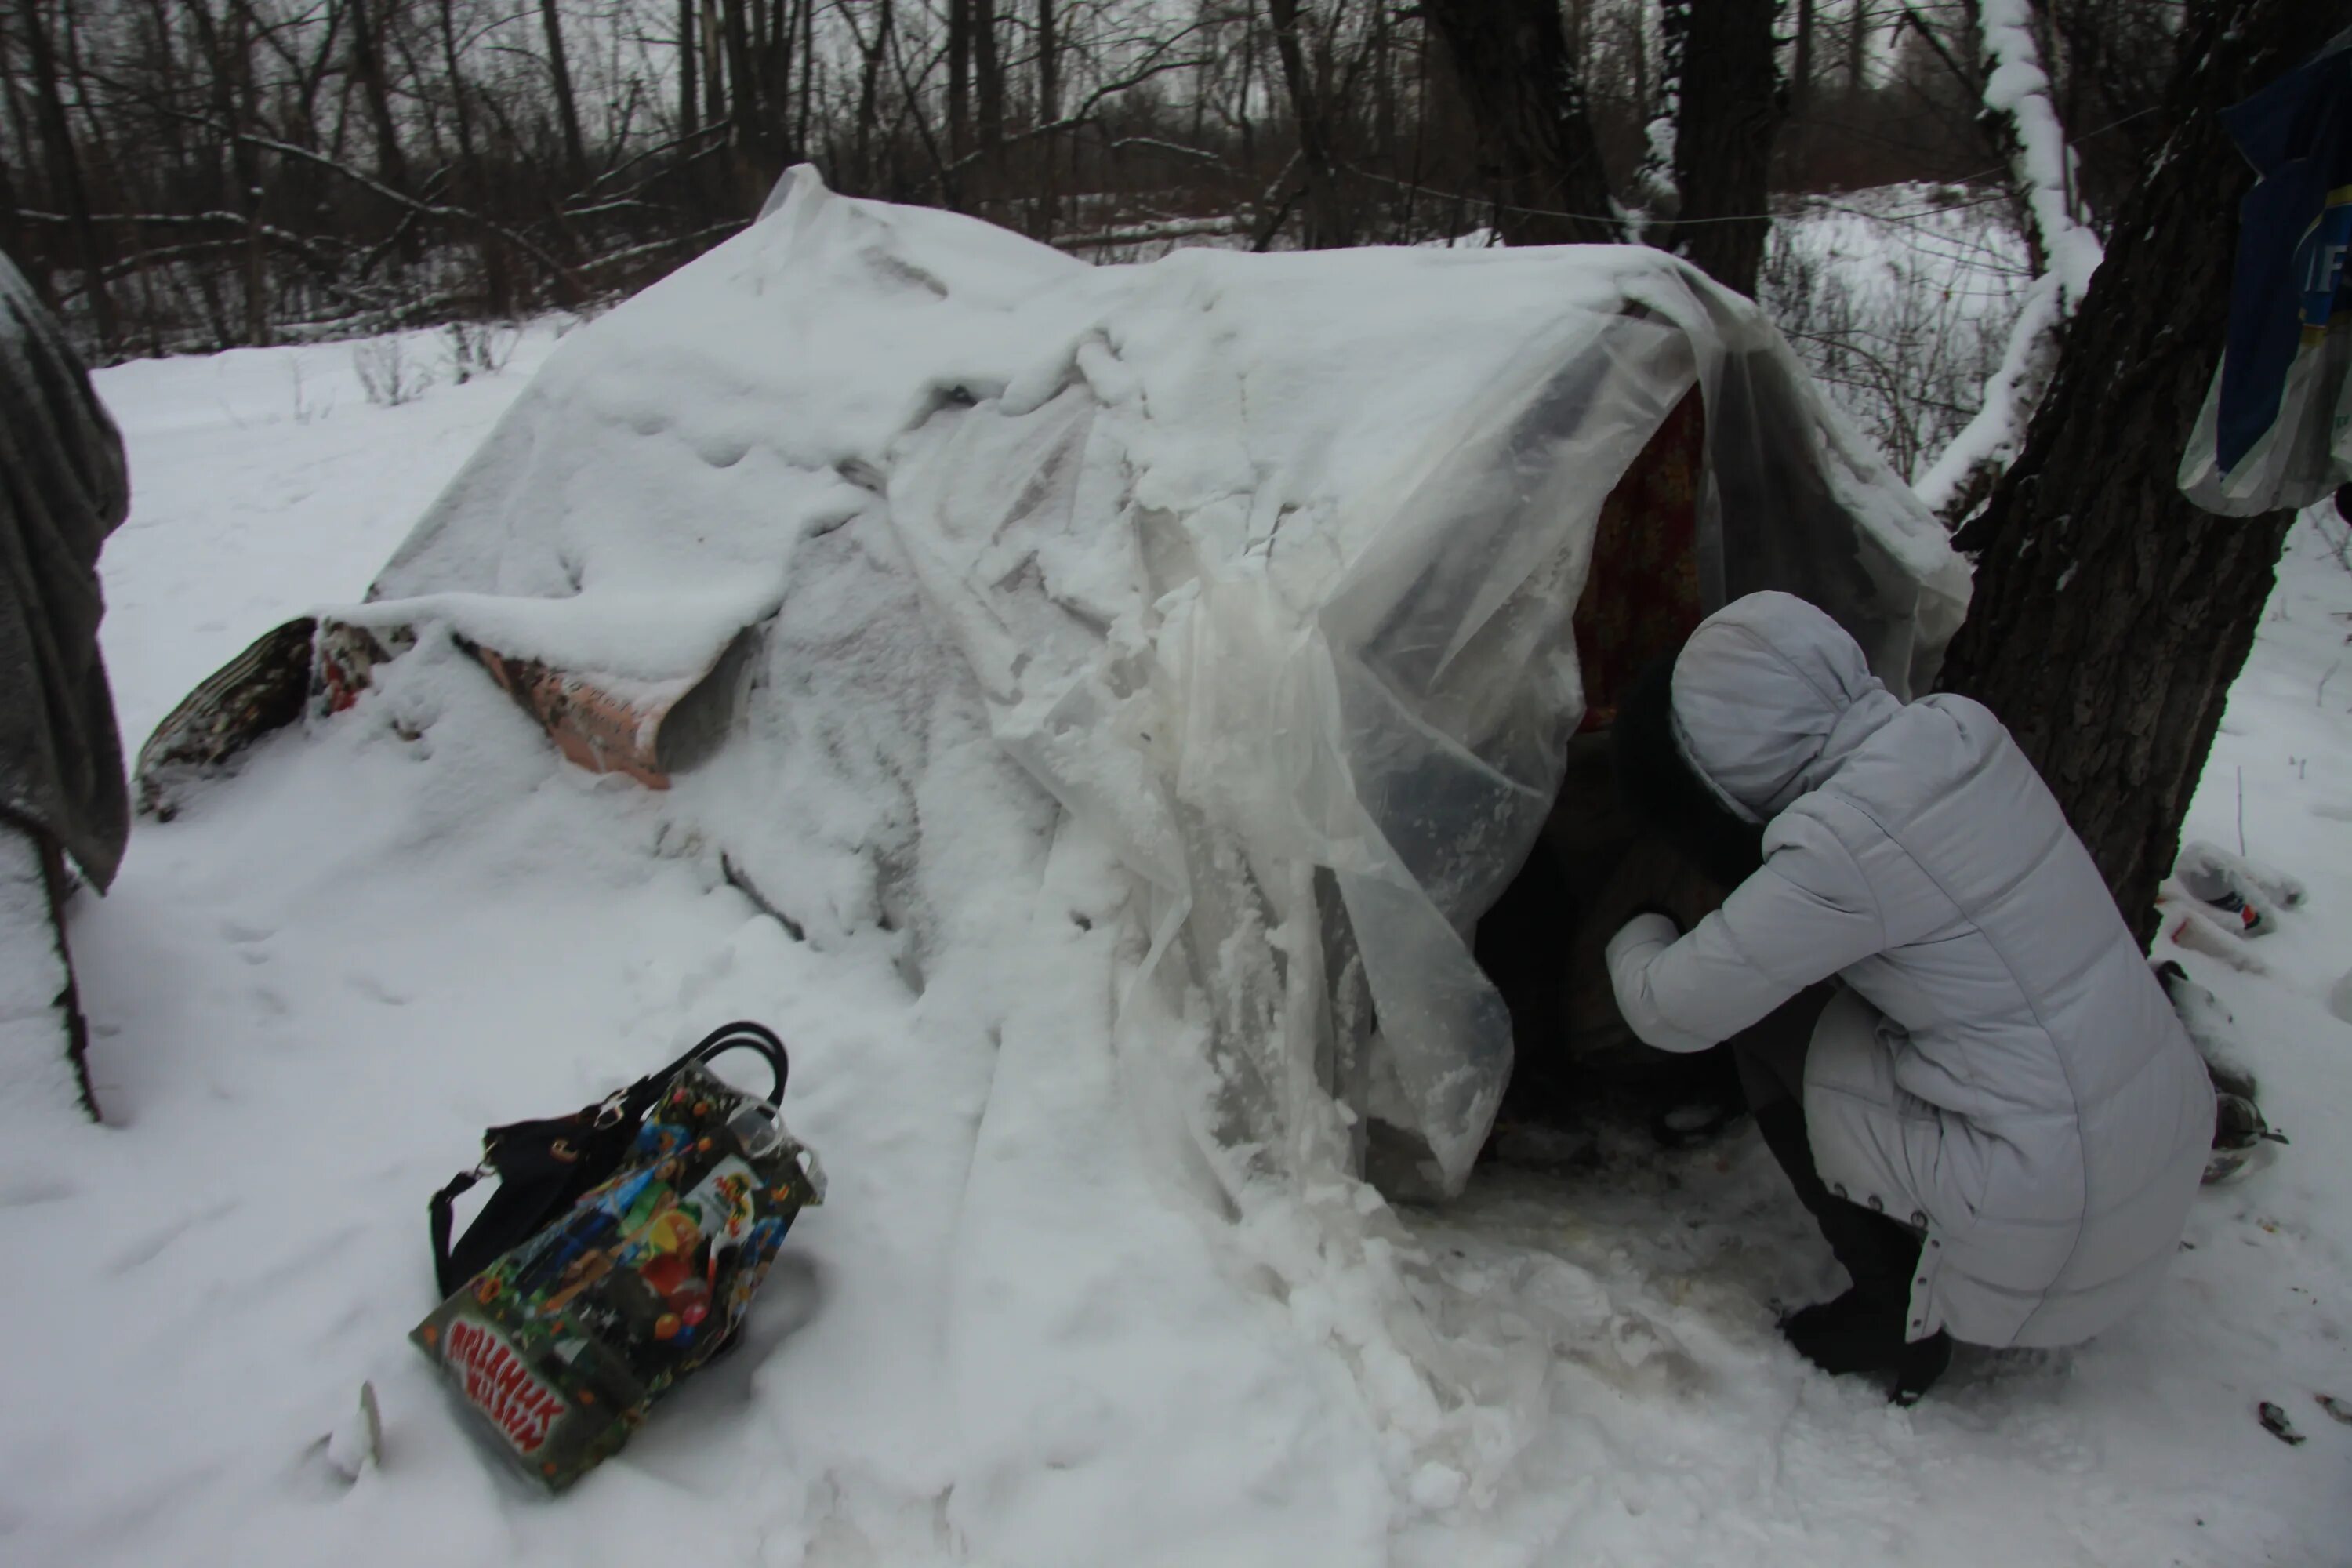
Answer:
[
  {"left": 1915, "top": 0, "right": 2105, "bottom": 517},
  {"left": 1979, "top": 0, "right": 2104, "bottom": 299}
]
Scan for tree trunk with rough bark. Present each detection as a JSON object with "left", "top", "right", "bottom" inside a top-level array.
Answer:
[
  {"left": 1669, "top": 0, "right": 1786, "bottom": 296},
  {"left": 440, "top": 0, "right": 510, "bottom": 314},
  {"left": 678, "top": 0, "right": 699, "bottom": 141},
  {"left": 346, "top": 0, "right": 412, "bottom": 195},
  {"left": 1788, "top": 0, "right": 1815, "bottom": 183},
  {"left": 717, "top": 0, "right": 761, "bottom": 207},
  {"left": 1938, "top": 0, "right": 2349, "bottom": 949},
  {"left": 1265, "top": 0, "right": 1352, "bottom": 247},
  {"left": 851, "top": 0, "right": 891, "bottom": 191},
  {"left": 1421, "top": 0, "right": 1617, "bottom": 246},
  {"left": 975, "top": 0, "right": 1002, "bottom": 153},
  {"left": 701, "top": 0, "right": 724, "bottom": 131},
  {"left": 538, "top": 0, "right": 590, "bottom": 190},
  {"left": 1033, "top": 0, "right": 1058, "bottom": 238},
  {"left": 16, "top": 0, "right": 114, "bottom": 345},
  {"left": 346, "top": 0, "right": 416, "bottom": 261},
  {"left": 947, "top": 0, "right": 971, "bottom": 163},
  {"left": 194, "top": 0, "right": 271, "bottom": 347}
]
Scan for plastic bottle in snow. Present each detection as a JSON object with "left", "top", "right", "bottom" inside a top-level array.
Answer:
[{"left": 2176, "top": 842, "right": 2277, "bottom": 935}]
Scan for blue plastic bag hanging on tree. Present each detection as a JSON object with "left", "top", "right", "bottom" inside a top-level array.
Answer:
[{"left": 2181, "top": 28, "right": 2352, "bottom": 516}]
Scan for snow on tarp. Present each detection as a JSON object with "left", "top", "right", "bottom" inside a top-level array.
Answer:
[
  {"left": 372, "top": 165, "right": 1964, "bottom": 1196},
  {"left": 361, "top": 166, "right": 1964, "bottom": 1475}
]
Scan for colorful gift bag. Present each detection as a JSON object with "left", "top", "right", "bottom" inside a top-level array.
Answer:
[{"left": 414, "top": 1044, "right": 822, "bottom": 1490}]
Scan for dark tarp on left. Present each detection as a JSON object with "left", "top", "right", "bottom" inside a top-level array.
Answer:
[{"left": 0, "top": 253, "right": 129, "bottom": 890}]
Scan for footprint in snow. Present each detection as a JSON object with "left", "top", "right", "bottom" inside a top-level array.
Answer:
[
  {"left": 0, "top": 1172, "right": 78, "bottom": 1208},
  {"left": 343, "top": 973, "right": 410, "bottom": 1006},
  {"left": 103, "top": 1196, "right": 238, "bottom": 1276}
]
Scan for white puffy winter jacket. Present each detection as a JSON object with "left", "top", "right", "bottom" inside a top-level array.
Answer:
[{"left": 1606, "top": 592, "right": 2212, "bottom": 1349}]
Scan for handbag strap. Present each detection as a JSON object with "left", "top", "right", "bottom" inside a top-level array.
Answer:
[
  {"left": 428, "top": 1021, "right": 791, "bottom": 1298},
  {"left": 668, "top": 1019, "right": 789, "bottom": 1106},
  {"left": 430, "top": 1129, "right": 615, "bottom": 1298},
  {"left": 429, "top": 1167, "right": 483, "bottom": 1298}
]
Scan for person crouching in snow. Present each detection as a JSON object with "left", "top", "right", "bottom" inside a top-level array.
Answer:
[
  {"left": 0, "top": 252, "right": 131, "bottom": 1125},
  {"left": 1606, "top": 591, "right": 2212, "bottom": 1403}
]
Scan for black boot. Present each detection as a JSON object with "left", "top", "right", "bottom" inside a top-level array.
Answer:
[{"left": 1754, "top": 1099, "right": 1951, "bottom": 1404}]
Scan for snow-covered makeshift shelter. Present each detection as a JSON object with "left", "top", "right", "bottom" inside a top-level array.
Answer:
[{"left": 359, "top": 168, "right": 1965, "bottom": 1217}]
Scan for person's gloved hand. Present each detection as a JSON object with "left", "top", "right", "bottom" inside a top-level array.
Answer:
[
  {"left": 1602, "top": 909, "right": 1682, "bottom": 973},
  {"left": 1606, "top": 909, "right": 1719, "bottom": 1053}
]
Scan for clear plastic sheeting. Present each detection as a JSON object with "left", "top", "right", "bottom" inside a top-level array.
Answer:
[
  {"left": 891, "top": 251, "right": 1965, "bottom": 1199},
  {"left": 370, "top": 166, "right": 1966, "bottom": 1212}
]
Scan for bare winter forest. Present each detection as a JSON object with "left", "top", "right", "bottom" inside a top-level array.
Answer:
[{"left": 1, "top": 0, "right": 2178, "bottom": 477}]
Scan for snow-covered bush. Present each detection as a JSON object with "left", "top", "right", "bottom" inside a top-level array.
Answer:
[
  {"left": 441, "top": 321, "right": 517, "bottom": 385},
  {"left": 1762, "top": 187, "right": 2029, "bottom": 484},
  {"left": 353, "top": 336, "right": 429, "bottom": 408},
  {"left": 285, "top": 359, "right": 334, "bottom": 425}
]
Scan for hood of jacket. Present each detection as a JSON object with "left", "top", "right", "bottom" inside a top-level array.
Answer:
[{"left": 1669, "top": 591, "right": 1904, "bottom": 822}]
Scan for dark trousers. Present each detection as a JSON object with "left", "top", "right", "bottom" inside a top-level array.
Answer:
[
  {"left": 1731, "top": 984, "right": 1835, "bottom": 1112},
  {"left": 1733, "top": 983, "right": 1925, "bottom": 1292}
]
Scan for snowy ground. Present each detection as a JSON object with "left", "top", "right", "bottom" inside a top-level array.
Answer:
[{"left": 1, "top": 319, "right": 2347, "bottom": 1565}]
